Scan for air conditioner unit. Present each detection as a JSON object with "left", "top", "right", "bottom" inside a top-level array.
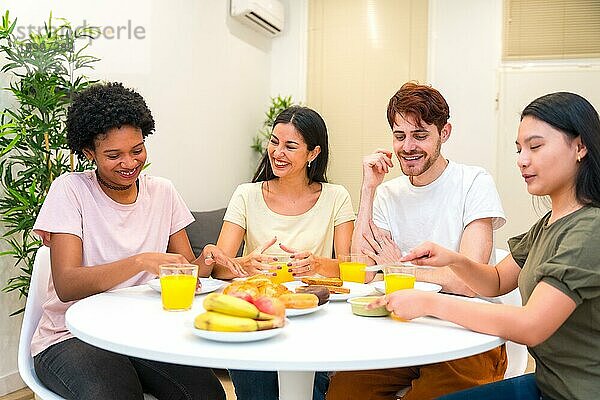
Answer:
[{"left": 230, "top": 0, "right": 284, "bottom": 37}]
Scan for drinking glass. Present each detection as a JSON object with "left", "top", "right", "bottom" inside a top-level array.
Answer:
[
  {"left": 266, "top": 253, "right": 294, "bottom": 284},
  {"left": 383, "top": 264, "right": 416, "bottom": 294},
  {"left": 159, "top": 264, "right": 198, "bottom": 311},
  {"left": 339, "top": 254, "right": 368, "bottom": 283}
]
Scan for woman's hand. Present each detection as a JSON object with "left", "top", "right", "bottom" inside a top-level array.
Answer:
[
  {"left": 400, "top": 241, "right": 459, "bottom": 267},
  {"left": 368, "top": 290, "right": 435, "bottom": 320},
  {"left": 134, "top": 252, "right": 190, "bottom": 275},
  {"left": 362, "top": 221, "right": 402, "bottom": 265},
  {"left": 202, "top": 244, "right": 247, "bottom": 277},
  {"left": 235, "top": 237, "right": 280, "bottom": 276},
  {"left": 279, "top": 243, "right": 318, "bottom": 277}
]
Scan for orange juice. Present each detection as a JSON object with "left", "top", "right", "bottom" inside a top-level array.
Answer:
[
  {"left": 339, "top": 261, "right": 367, "bottom": 283},
  {"left": 270, "top": 262, "right": 294, "bottom": 284},
  {"left": 384, "top": 273, "right": 416, "bottom": 294},
  {"left": 160, "top": 275, "right": 196, "bottom": 311}
]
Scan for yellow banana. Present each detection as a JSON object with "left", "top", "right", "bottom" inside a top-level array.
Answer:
[
  {"left": 202, "top": 293, "right": 275, "bottom": 320},
  {"left": 194, "top": 311, "right": 284, "bottom": 332}
]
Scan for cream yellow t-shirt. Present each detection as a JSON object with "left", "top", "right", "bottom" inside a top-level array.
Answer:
[{"left": 224, "top": 182, "right": 355, "bottom": 257}]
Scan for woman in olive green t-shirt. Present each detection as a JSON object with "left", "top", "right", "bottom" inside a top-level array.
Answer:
[{"left": 372, "top": 92, "right": 600, "bottom": 400}]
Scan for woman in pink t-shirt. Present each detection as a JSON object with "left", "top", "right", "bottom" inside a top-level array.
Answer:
[{"left": 32, "top": 82, "right": 233, "bottom": 400}]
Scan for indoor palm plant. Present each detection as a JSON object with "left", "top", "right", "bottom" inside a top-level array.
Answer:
[
  {"left": 251, "top": 95, "right": 295, "bottom": 155},
  {"left": 0, "top": 11, "right": 99, "bottom": 314}
]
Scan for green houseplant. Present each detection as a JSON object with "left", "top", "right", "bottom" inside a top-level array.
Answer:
[
  {"left": 251, "top": 95, "right": 295, "bottom": 155},
  {"left": 0, "top": 11, "right": 99, "bottom": 314}
]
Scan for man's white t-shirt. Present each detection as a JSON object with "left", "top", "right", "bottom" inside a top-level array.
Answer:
[{"left": 373, "top": 160, "right": 505, "bottom": 257}]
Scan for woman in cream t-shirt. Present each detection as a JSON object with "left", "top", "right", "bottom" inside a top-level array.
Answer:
[{"left": 211, "top": 106, "right": 355, "bottom": 400}]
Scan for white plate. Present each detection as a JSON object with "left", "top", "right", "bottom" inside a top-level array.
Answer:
[
  {"left": 147, "top": 278, "right": 226, "bottom": 295},
  {"left": 191, "top": 321, "right": 287, "bottom": 343},
  {"left": 283, "top": 281, "right": 375, "bottom": 301},
  {"left": 285, "top": 302, "right": 328, "bottom": 317},
  {"left": 371, "top": 281, "right": 443, "bottom": 294}
]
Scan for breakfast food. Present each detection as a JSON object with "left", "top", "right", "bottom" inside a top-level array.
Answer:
[
  {"left": 195, "top": 293, "right": 284, "bottom": 332},
  {"left": 194, "top": 311, "right": 284, "bottom": 332},
  {"left": 203, "top": 293, "right": 275, "bottom": 320},
  {"left": 301, "top": 277, "right": 343, "bottom": 287},
  {"left": 278, "top": 293, "right": 319, "bottom": 309},
  {"left": 322, "top": 285, "right": 351, "bottom": 294},
  {"left": 348, "top": 296, "right": 389, "bottom": 317},
  {"left": 295, "top": 285, "right": 330, "bottom": 305},
  {"left": 223, "top": 277, "right": 291, "bottom": 299}
]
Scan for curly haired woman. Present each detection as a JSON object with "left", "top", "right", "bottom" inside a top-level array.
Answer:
[{"left": 31, "top": 82, "right": 234, "bottom": 400}]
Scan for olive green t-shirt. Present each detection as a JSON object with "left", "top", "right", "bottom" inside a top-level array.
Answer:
[{"left": 508, "top": 206, "right": 600, "bottom": 400}]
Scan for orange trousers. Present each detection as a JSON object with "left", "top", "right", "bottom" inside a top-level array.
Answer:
[{"left": 326, "top": 345, "right": 507, "bottom": 400}]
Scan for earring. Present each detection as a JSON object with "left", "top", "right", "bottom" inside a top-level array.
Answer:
[
  {"left": 308, "top": 160, "right": 312, "bottom": 168},
  {"left": 577, "top": 155, "right": 582, "bottom": 163}
]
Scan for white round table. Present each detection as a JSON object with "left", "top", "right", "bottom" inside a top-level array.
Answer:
[{"left": 65, "top": 285, "right": 504, "bottom": 400}]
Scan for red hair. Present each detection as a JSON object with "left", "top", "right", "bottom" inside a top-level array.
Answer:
[{"left": 387, "top": 82, "right": 450, "bottom": 132}]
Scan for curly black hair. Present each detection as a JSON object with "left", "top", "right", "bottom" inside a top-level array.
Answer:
[{"left": 66, "top": 82, "right": 155, "bottom": 158}]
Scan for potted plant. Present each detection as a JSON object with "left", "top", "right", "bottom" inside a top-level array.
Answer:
[
  {"left": 251, "top": 95, "right": 295, "bottom": 155},
  {"left": 0, "top": 11, "right": 99, "bottom": 314}
]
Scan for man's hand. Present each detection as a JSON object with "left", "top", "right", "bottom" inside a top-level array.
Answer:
[
  {"left": 362, "top": 221, "right": 402, "bottom": 265},
  {"left": 362, "top": 149, "right": 394, "bottom": 189}
]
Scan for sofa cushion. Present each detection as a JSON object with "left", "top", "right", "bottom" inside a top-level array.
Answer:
[{"left": 185, "top": 209, "right": 242, "bottom": 257}]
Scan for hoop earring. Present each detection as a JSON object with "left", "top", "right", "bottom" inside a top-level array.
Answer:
[{"left": 308, "top": 160, "right": 312, "bottom": 168}]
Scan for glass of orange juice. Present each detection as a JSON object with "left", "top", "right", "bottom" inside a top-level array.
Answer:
[
  {"left": 339, "top": 254, "right": 368, "bottom": 283},
  {"left": 266, "top": 253, "right": 294, "bottom": 284},
  {"left": 159, "top": 264, "right": 198, "bottom": 311},
  {"left": 383, "top": 264, "right": 416, "bottom": 294}
]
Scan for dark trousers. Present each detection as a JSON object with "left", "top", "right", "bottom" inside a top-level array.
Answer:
[
  {"left": 437, "top": 373, "right": 542, "bottom": 400},
  {"left": 229, "top": 369, "right": 329, "bottom": 400},
  {"left": 34, "top": 338, "right": 225, "bottom": 400}
]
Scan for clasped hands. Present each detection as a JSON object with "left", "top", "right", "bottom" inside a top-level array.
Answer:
[{"left": 361, "top": 220, "right": 403, "bottom": 265}]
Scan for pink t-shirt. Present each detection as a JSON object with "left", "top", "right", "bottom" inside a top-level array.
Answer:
[{"left": 31, "top": 171, "right": 194, "bottom": 356}]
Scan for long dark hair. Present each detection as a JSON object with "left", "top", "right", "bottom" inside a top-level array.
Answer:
[
  {"left": 521, "top": 92, "right": 600, "bottom": 207},
  {"left": 252, "top": 106, "right": 329, "bottom": 183}
]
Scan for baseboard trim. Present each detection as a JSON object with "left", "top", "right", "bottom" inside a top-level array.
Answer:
[{"left": 0, "top": 370, "right": 25, "bottom": 397}]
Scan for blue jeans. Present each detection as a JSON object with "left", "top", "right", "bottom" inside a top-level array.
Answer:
[
  {"left": 34, "top": 338, "right": 226, "bottom": 400},
  {"left": 229, "top": 369, "right": 329, "bottom": 400},
  {"left": 437, "top": 373, "right": 542, "bottom": 400}
]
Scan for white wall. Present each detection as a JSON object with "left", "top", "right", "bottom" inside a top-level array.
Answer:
[
  {"left": 428, "top": 0, "right": 600, "bottom": 247},
  {"left": 428, "top": 0, "right": 502, "bottom": 178},
  {"left": 270, "top": 0, "right": 308, "bottom": 102},
  {"left": 0, "top": 0, "right": 301, "bottom": 394}
]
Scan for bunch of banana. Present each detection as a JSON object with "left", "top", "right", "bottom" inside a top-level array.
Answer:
[
  {"left": 203, "top": 293, "right": 274, "bottom": 320},
  {"left": 195, "top": 293, "right": 284, "bottom": 332},
  {"left": 195, "top": 311, "right": 284, "bottom": 332}
]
